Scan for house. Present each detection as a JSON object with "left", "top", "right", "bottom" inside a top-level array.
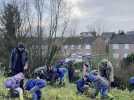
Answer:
[
  {"left": 63, "top": 36, "right": 95, "bottom": 57},
  {"left": 80, "top": 32, "right": 96, "bottom": 37},
  {"left": 29, "top": 35, "right": 95, "bottom": 59},
  {"left": 102, "top": 32, "right": 115, "bottom": 42},
  {"left": 127, "top": 31, "right": 134, "bottom": 35},
  {"left": 109, "top": 33, "right": 134, "bottom": 60}
]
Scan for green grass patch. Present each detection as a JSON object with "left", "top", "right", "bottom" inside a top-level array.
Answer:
[{"left": 0, "top": 76, "right": 134, "bottom": 100}]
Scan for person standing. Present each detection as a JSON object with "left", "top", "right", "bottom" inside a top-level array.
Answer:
[
  {"left": 9, "top": 43, "right": 28, "bottom": 75},
  {"left": 82, "top": 63, "right": 90, "bottom": 79},
  {"left": 9, "top": 43, "right": 28, "bottom": 89},
  {"left": 67, "top": 61, "right": 75, "bottom": 83}
]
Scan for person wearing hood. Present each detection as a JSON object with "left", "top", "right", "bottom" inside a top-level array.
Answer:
[
  {"left": 5, "top": 73, "right": 47, "bottom": 100},
  {"left": 76, "top": 70, "right": 114, "bottom": 99},
  {"left": 24, "top": 78, "right": 46, "bottom": 100},
  {"left": 56, "top": 67, "right": 67, "bottom": 85},
  {"left": 5, "top": 73, "right": 25, "bottom": 100},
  {"left": 86, "top": 70, "right": 113, "bottom": 99},
  {"left": 98, "top": 59, "right": 114, "bottom": 84}
]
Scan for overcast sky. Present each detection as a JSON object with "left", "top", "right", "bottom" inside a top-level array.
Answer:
[
  {"left": 1, "top": 0, "right": 134, "bottom": 35},
  {"left": 67, "top": 0, "right": 134, "bottom": 34}
]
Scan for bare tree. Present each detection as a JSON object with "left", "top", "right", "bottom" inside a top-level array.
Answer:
[
  {"left": 46, "top": 0, "right": 70, "bottom": 64},
  {"left": 20, "top": 0, "right": 33, "bottom": 35},
  {"left": 33, "top": 0, "right": 45, "bottom": 66},
  {"left": 0, "top": 2, "right": 22, "bottom": 71},
  {"left": 86, "top": 24, "right": 97, "bottom": 38},
  {"left": 86, "top": 22, "right": 105, "bottom": 37},
  {"left": 0, "top": 0, "right": 71, "bottom": 72}
]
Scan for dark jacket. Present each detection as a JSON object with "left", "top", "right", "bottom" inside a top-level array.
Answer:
[{"left": 10, "top": 48, "right": 28, "bottom": 73}]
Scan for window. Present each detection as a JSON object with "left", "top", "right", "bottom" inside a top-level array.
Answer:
[
  {"left": 113, "top": 53, "right": 119, "bottom": 59},
  {"left": 124, "top": 44, "right": 129, "bottom": 49},
  {"left": 112, "top": 44, "right": 119, "bottom": 49},
  {"left": 124, "top": 53, "right": 128, "bottom": 58},
  {"left": 85, "top": 45, "right": 91, "bottom": 49}
]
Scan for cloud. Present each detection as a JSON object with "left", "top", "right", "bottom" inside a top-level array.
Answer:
[
  {"left": 66, "top": 0, "right": 134, "bottom": 34},
  {"left": 1, "top": 0, "right": 134, "bottom": 35}
]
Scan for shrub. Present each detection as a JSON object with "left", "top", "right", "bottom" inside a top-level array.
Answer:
[{"left": 73, "top": 62, "right": 83, "bottom": 70}]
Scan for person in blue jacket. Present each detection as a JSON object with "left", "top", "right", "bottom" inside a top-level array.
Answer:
[
  {"left": 76, "top": 78, "right": 86, "bottom": 94},
  {"left": 76, "top": 70, "right": 114, "bottom": 99},
  {"left": 56, "top": 67, "right": 67, "bottom": 85},
  {"left": 5, "top": 72, "right": 25, "bottom": 100},
  {"left": 128, "top": 77, "right": 134, "bottom": 92},
  {"left": 5, "top": 72, "right": 46, "bottom": 100},
  {"left": 76, "top": 71, "right": 97, "bottom": 95},
  {"left": 24, "top": 79, "right": 46, "bottom": 100}
]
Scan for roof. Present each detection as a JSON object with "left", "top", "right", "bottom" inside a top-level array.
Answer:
[
  {"left": 102, "top": 32, "right": 115, "bottom": 39},
  {"left": 28, "top": 36, "right": 95, "bottom": 46},
  {"left": 64, "top": 36, "right": 95, "bottom": 45},
  {"left": 82, "top": 37, "right": 95, "bottom": 44},
  {"left": 127, "top": 31, "right": 134, "bottom": 35},
  {"left": 64, "top": 37, "right": 82, "bottom": 45},
  {"left": 110, "top": 34, "right": 134, "bottom": 44},
  {"left": 80, "top": 32, "right": 95, "bottom": 37}
]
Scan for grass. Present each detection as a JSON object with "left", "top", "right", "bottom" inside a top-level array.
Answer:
[{"left": 0, "top": 76, "right": 134, "bottom": 100}]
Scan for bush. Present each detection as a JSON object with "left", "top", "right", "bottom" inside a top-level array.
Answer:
[
  {"left": 111, "top": 53, "right": 134, "bottom": 91},
  {"left": 73, "top": 62, "right": 83, "bottom": 70},
  {"left": 123, "top": 54, "right": 134, "bottom": 66},
  {"left": 111, "top": 76, "right": 127, "bottom": 90}
]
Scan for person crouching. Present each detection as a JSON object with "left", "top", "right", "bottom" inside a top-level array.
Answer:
[
  {"left": 128, "top": 77, "right": 134, "bottom": 92},
  {"left": 5, "top": 72, "right": 46, "bottom": 100},
  {"left": 5, "top": 72, "right": 24, "bottom": 100},
  {"left": 86, "top": 70, "right": 114, "bottom": 99},
  {"left": 76, "top": 70, "right": 114, "bottom": 99},
  {"left": 76, "top": 78, "right": 86, "bottom": 94},
  {"left": 24, "top": 78, "right": 46, "bottom": 100},
  {"left": 56, "top": 67, "right": 67, "bottom": 85}
]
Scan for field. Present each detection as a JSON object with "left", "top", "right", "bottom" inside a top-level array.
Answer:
[{"left": 0, "top": 76, "right": 134, "bottom": 100}]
